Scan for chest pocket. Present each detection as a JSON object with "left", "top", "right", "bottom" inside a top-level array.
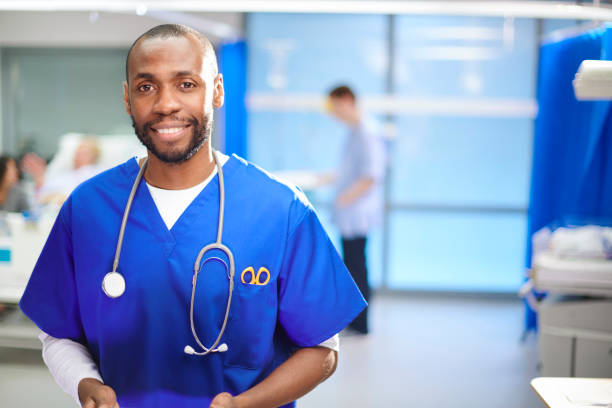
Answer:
[{"left": 223, "top": 268, "right": 278, "bottom": 370}]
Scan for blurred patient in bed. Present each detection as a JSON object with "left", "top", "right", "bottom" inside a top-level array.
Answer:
[{"left": 21, "top": 138, "right": 104, "bottom": 205}]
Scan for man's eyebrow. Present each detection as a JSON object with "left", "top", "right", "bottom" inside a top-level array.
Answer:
[
  {"left": 132, "top": 71, "right": 199, "bottom": 81},
  {"left": 175, "top": 71, "right": 197, "bottom": 77},
  {"left": 133, "top": 72, "right": 154, "bottom": 80}
]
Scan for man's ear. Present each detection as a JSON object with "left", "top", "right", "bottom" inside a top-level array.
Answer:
[
  {"left": 212, "top": 74, "right": 225, "bottom": 109},
  {"left": 123, "top": 81, "right": 132, "bottom": 116}
]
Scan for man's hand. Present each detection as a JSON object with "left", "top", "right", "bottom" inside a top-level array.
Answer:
[
  {"left": 20, "top": 152, "right": 47, "bottom": 189},
  {"left": 335, "top": 191, "right": 353, "bottom": 209},
  {"left": 78, "top": 378, "right": 119, "bottom": 408},
  {"left": 335, "top": 177, "right": 375, "bottom": 209},
  {"left": 210, "top": 347, "right": 336, "bottom": 408},
  {"left": 209, "top": 392, "right": 238, "bottom": 408}
]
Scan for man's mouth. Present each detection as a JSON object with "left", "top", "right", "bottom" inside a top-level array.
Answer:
[
  {"left": 156, "top": 127, "right": 185, "bottom": 135},
  {"left": 150, "top": 124, "right": 191, "bottom": 140}
]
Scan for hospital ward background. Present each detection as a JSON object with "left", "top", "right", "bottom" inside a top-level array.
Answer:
[{"left": 0, "top": 1, "right": 612, "bottom": 407}]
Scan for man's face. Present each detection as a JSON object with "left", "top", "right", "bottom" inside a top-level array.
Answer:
[
  {"left": 328, "top": 96, "right": 354, "bottom": 124},
  {"left": 124, "top": 34, "right": 224, "bottom": 164}
]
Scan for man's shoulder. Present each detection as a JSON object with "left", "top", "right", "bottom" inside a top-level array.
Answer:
[
  {"left": 70, "top": 158, "right": 136, "bottom": 200},
  {"left": 357, "top": 118, "right": 382, "bottom": 139},
  {"left": 230, "top": 155, "right": 312, "bottom": 214}
]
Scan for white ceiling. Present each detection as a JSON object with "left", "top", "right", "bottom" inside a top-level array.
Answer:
[
  {"left": 0, "top": 0, "right": 610, "bottom": 20},
  {"left": 0, "top": 11, "right": 243, "bottom": 46},
  {"left": 0, "top": 1, "right": 611, "bottom": 47}
]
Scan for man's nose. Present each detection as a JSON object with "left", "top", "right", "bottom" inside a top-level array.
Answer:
[{"left": 153, "top": 86, "right": 181, "bottom": 115}]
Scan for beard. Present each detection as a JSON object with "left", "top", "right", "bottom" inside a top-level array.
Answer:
[{"left": 131, "top": 113, "right": 212, "bottom": 164}]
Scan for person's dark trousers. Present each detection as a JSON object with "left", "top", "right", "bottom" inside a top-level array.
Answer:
[{"left": 341, "top": 236, "right": 369, "bottom": 334}]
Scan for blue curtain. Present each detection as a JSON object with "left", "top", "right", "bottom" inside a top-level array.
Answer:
[
  {"left": 219, "top": 41, "right": 248, "bottom": 159},
  {"left": 525, "top": 25, "right": 612, "bottom": 331}
]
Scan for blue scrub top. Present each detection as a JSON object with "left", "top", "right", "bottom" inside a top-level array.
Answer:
[{"left": 20, "top": 155, "right": 366, "bottom": 408}]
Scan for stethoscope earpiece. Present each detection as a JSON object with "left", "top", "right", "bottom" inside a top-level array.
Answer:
[{"left": 184, "top": 343, "right": 228, "bottom": 355}]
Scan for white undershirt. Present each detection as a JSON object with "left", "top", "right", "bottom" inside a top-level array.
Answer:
[
  {"left": 39, "top": 153, "right": 339, "bottom": 405},
  {"left": 145, "top": 154, "right": 226, "bottom": 230}
]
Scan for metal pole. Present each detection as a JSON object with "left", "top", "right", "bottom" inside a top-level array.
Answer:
[{"left": 381, "top": 14, "right": 396, "bottom": 290}]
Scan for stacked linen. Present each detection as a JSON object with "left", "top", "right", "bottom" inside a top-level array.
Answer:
[
  {"left": 531, "top": 225, "right": 612, "bottom": 296},
  {"left": 548, "top": 225, "right": 612, "bottom": 260}
]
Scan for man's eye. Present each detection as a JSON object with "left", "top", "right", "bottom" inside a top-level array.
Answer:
[
  {"left": 180, "top": 82, "right": 195, "bottom": 89},
  {"left": 138, "top": 84, "right": 152, "bottom": 92}
]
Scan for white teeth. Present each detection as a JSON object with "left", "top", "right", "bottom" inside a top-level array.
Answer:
[{"left": 157, "top": 127, "right": 183, "bottom": 134}]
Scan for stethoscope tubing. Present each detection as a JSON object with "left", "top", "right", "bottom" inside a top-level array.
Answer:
[
  {"left": 111, "top": 155, "right": 148, "bottom": 277},
  {"left": 190, "top": 150, "right": 235, "bottom": 355}
]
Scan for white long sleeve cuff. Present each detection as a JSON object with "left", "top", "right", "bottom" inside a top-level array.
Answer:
[
  {"left": 318, "top": 333, "right": 340, "bottom": 352},
  {"left": 39, "top": 332, "right": 103, "bottom": 406}
]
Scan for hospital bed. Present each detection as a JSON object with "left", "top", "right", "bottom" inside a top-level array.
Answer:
[
  {"left": 524, "top": 230, "right": 612, "bottom": 378},
  {"left": 0, "top": 133, "right": 144, "bottom": 349},
  {"left": 45, "top": 132, "right": 146, "bottom": 181},
  {"left": 0, "top": 213, "right": 55, "bottom": 303},
  {"left": 0, "top": 213, "right": 55, "bottom": 349}
]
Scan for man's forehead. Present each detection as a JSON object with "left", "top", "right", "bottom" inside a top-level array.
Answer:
[
  {"left": 135, "top": 34, "right": 203, "bottom": 53},
  {"left": 128, "top": 35, "right": 207, "bottom": 76}
]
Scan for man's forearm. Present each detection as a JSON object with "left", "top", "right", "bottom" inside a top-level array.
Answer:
[
  {"left": 39, "top": 331, "right": 103, "bottom": 405},
  {"left": 233, "top": 347, "right": 337, "bottom": 408},
  {"left": 337, "top": 177, "right": 375, "bottom": 207}
]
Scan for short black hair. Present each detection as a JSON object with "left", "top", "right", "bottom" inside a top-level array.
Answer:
[
  {"left": 125, "top": 24, "right": 218, "bottom": 83},
  {"left": 328, "top": 85, "right": 356, "bottom": 101}
]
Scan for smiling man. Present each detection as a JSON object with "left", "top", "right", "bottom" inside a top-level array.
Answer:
[{"left": 19, "top": 25, "right": 365, "bottom": 408}]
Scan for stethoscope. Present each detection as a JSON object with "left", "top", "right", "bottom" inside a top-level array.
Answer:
[{"left": 101, "top": 150, "right": 234, "bottom": 356}]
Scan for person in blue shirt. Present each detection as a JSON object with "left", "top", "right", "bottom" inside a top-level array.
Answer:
[
  {"left": 19, "top": 24, "right": 365, "bottom": 408},
  {"left": 327, "top": 85, "right": 386, "bottom": 335}
]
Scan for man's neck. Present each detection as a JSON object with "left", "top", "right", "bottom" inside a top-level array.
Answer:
[
  {"left": 144, "top": 143, "right": 216, "bottom": 190},
  {"left": 346, "top": 110, "right": 362, "bottom": 128}
]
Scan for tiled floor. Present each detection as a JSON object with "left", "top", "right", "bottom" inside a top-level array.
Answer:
[
  {"left": 0, "top": 295, "right": 545, "bottom": 407},
  {"left": 301, "top": 294, "right": 544, "bottom": 408}
]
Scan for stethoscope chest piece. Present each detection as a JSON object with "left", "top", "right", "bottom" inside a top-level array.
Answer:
[{"left": 102, "top": 271, "right": 126, "bottom": 298}]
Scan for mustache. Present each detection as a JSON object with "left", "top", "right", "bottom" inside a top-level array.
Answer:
[{"left": 142, "top": 116, "right": 200, "bottom": 130}]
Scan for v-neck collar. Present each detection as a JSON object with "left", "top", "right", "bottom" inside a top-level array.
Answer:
[{"left": 121, "top": 155, "right": 240, "bottom": 257}]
